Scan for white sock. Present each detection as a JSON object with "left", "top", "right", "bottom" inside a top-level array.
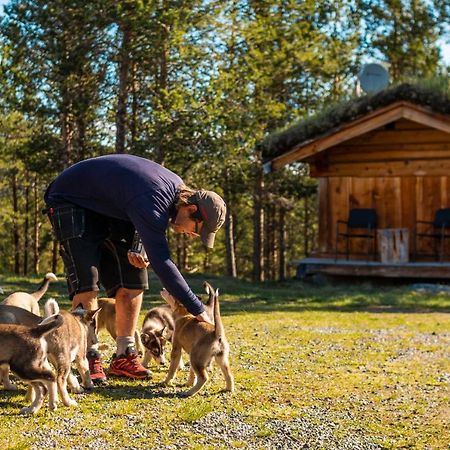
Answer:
[{"left": 116, "top": 336, "right": 135, "bottom": 356}]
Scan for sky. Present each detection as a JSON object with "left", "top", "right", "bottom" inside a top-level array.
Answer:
[{"left": 0, "top": 0, "right": 448, "bottom": 65}]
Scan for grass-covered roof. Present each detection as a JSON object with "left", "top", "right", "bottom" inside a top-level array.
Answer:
[{"left": 261, "top": 80, "right": 450, "bottom": 161}]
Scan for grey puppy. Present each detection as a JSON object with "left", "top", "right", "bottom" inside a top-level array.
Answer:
[
  {"left": 0, "top": 299, "right": 99, "bottom": 408},
  {"left": 0, "top": 315, "right": 63, "bottom": 415},
  {"left": 140, "top": 304, "right": 176, "bottom": 367}
]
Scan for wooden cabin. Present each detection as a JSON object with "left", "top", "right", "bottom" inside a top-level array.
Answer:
[{"left": 263, "top": 84, "right": 450, "bottom": 279}]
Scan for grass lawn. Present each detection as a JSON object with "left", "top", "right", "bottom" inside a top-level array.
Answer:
[{"left": 0, "top": 273, "right": 449, "bottom": 449}]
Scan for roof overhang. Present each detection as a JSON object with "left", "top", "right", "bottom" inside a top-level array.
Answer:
[{"left": 266, "top": 101, "right": 450, "bottom": 172}]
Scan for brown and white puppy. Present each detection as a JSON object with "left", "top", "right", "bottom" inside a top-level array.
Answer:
[
  {"left": 140, "top": 304, "right": 175, "bottom": 367},
  {"left": 96, "top": 298, "right": 144, "bottom": 355},
  {"left": 140, "top": 291, "right": 216, "bottom": 368},
  {"left": 0, "top": 315, "right": 63, "bottom": 415},
  {"left": 162, "top": 282, "right": 234, "bottom": 397},
  {"left": 1, "top": 272, "right": 58, "bottom": 315},
  {"left": 43, "top": 299, "right": 99, "bottom": 407}
]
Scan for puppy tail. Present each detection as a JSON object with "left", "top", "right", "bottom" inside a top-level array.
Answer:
[
  {"left": 31, "top": 314, "right": 64, "bottom": 338},
  {"left": 203, "top": 281, "right": 215, "bottom": 324},
  {"left": 213, "top": 287, "right": 225, "bottom": 341},
  {"left": 31, "top": 272, "right": 58, "bottom": 301},
  {"left": 44, "top": 298, "right": 60, "bottom": 318}
]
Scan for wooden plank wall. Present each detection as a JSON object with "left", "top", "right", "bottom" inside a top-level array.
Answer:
[
  {"left": 315, "top": 119, "right": 450, "bottom": 258},
  {"left": 320, "top": 175, "right": 450, "bottom": 257}
]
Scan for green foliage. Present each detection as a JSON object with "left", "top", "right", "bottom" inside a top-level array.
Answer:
[
  {"left": 0, "top": 1, "right": 448, "bottom": 277},
  {"left": 358, "top": 0, "right": 445, "bottom": 81}
]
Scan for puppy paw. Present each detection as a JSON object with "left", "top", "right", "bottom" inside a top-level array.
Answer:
[
  {"left": 63, "top": 399, "right": 78, "bottom": 407},
  {"left": 179, "top": 391, "right": 192, "bottom": 398},
  {"left": 71, "top": 386, "right": 84, "bottom": 394},
  {"left": 19, "top": 406, "right": 35, "bottom": 415}
]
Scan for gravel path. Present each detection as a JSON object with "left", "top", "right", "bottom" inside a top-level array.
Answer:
[
  {"left": 173, "top": 409, "right": 383, "bottom": 450},
  {"left": 25, "top": 408, "right": 383, "bottom": 450}
]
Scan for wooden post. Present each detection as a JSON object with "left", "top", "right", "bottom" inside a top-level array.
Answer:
[{"left": 377, "top": 228, "right": 409, "bottom": 263}]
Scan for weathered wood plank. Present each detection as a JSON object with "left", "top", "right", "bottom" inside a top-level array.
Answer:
[
  {"left": 295, "top": 257, "right": 450, "bottom": 279},
  {"left": 326, "top": 144, "right": 450, "bottom": 163},
  {"left": 318, "top": 178, "right": 329, "bottom": 254},
  {"left": 334, "top": 129, "right": 450, "bottom": 146},
  {"left": 329, "top": 177, "right": 350, "bottom": 254},
  {"left": 310, "top": 159, "right": 450, "bottom": 177}
]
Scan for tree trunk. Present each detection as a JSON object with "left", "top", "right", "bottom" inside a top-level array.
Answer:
[
  {"left": 155, "top": 23, "right": 169, "bottom": 165},
  {"left": 61, "top": 110, "right": 74, "bottom": 169},
  {"left": 76, "top": 116, "right": 87, "bottom": 161},
  {"left": 223, "top": 174, "right": 237, "bottom": 278},
  {"left": 33, "top": 175, "right": 41, "bottom": 274},
  {"left": 12, "top": 170, "right": 20, "bottom": 274},
  {"left": 129, "top": 61, "right": 138, "bottom": 151},
  {"left": 115, "top": 22, "right": 131, "bottom": 154},
  {"left": 252, "top": 159, "right": 264, "bottom": 282},
  {"left": 265, "top": 201, "right": 276, "bottom": 281},
  {"left": 279, "top": 206, "right": 286, "bottom": 281},
  {"left": 23, "top": 175, "right": 30, "bottom": 275},
  {"left": 304, "top": 195, "right": 309, "bottom": 256}
]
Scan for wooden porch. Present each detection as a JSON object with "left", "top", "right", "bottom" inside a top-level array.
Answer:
[{"left": 293, "top": 257, "right": 450, "bottom": 280}]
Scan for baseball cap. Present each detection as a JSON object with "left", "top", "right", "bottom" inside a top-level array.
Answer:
[{"left": 189, "top": 190, "right": 226, "bottom": 248}]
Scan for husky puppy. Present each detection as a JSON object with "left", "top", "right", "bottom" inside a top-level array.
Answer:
[
  {"left": 43, "top": 299, "right": 100, "bottom": 406},
  {"left": 140, "top": 304, "right": 175, "bottom": 367},
  {"left": 0, "top": 315, "right": 63, "bottom": 415},
  {"left": 1, "top": 273, "right": 58, "bottom": 315},
  {"left": 141, "top": 287, "right": 215, "bottom": 368},
  {"left": 162, "top": 282, "right": 234, "bottom": 397}
]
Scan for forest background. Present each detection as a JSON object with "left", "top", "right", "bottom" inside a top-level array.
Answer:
[{"left": 0, "top": 0, "right": 449, "bottom": 283}]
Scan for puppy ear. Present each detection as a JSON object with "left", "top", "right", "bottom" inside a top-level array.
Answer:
[
  {"left": 85, "top": 307, "right": 102, "bottom": 323},
  {"left": 71, "top": 305, "right": 85, "bottom": 317},
  {"left": 140, "top": 332, "right": 150, "bottom": 345},
  {"left": 161, "top": 326, "right": 172, "bottom": 341}
]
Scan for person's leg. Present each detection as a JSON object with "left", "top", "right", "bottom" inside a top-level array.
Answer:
[
  {"left": 115, "top": 287, "right": 142, "bottom": 354},
  {"left": 100, "top": 220, "right": 151, "bottom": 379},
  {"left": 115, "top": 288, "right": 142, "bottom": 338},
  {"left": 108, "top": 287, "right": 150, "bottom": 378}
]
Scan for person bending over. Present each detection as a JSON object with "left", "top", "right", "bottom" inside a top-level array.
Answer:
[{"left": 44, "top": 154, "right": 226, "bottom": 382}]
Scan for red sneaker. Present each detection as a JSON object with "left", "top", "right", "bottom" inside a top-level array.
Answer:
[
  {"left": 87, "top": 350, "right": 107, "bottom": 384},
  {"left": 109, "top": 348, "right": 152, "bottom": 379}
]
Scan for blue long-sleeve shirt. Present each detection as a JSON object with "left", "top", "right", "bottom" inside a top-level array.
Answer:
[{"left": 44, "top": 154, "right": 204, "bottom": 316}]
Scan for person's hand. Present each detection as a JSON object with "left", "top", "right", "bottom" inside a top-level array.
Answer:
[
  {"left": 127, "top": 250, "right": 149, "bottom": 269},
  {"left": 195, "top": 311, "right": 214, "bottom": 325}
]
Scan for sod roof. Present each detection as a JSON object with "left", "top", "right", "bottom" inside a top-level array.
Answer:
[{"left": 261, "top": 82, "right": 450, "bottom": 162}]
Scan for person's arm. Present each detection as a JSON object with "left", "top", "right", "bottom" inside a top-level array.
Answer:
[{"left": 128, "top": 208, "right": 205, "bottom": 316}]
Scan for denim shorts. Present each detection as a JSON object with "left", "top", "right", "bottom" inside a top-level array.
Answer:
[{"left": 47, "top": 205, "right": 148, "bottom": 299}]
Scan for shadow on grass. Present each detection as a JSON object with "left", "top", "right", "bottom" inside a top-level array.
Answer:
[{"left": 87, "top": 381, "right": 204, "bottom": 400}]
